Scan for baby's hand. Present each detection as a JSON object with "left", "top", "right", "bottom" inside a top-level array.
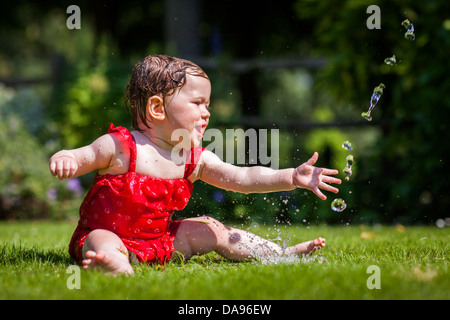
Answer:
[
  {"left": 292, "top": 152, "right": 341, "bottom": 200},
  {"left": 49, "top": 153, "right": 78, "bottom": 180}
]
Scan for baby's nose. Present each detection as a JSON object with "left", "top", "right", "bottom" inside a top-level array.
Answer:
[{"left": 201, "top": 106, "right": 210, "bottom": 118}]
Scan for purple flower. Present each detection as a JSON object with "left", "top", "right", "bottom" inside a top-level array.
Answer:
[
  {"left": 212, "top": 190, "right": 226, "bottom": 203},
  {"left": 47, "top": 188, "right": 57, "bottom": 201},
  {"left": 66, "top": 178, "right": 84, "bottom": 197}
]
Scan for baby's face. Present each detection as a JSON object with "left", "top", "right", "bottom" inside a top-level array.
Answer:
[{"left": 164, "top": 73, "right": 211, "bottom": 148}]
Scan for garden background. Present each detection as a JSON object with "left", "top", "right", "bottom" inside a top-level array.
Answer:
[{"left": 1, "top": 0, "right": 449, "bottom": 227}]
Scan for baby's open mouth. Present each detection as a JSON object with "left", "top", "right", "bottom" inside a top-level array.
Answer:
[{"left": 194, "top": 123, "right": 207, "bottom": 138}]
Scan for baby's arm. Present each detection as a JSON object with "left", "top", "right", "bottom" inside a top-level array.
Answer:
[
  {"left": 49, "top": 134, "right": 117, "bottom": 180},
  {"left": 198, "top": 150, "right": 341, "bottom": 199}
]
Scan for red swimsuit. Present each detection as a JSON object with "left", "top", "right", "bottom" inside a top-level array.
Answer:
[{"left": 69, "top": 124, "right": 204, "bottom": 264}]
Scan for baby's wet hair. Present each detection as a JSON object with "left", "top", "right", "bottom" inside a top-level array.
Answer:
[{"left": 125, "top": 54, "right": 209, "bottom": 131}]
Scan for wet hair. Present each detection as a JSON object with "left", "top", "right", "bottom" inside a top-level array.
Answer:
[{"left": 125, "top": 54, "right": 209, "bottom": 131}]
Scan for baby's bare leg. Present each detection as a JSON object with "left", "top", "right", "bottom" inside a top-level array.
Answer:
[
  {"left": 82, "top": 229, "right": 134, "bottom": 275},
  {"left": 173, "top": 216, "right": 325, "bottom": 261},
  {"left": 284, "top": 237, "right": 326, "bottom": 256},
  {"left": 174, "top": 216, "right": 281, "bottom": 260}
]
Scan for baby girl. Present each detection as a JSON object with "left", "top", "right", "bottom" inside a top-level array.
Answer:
[{"left": 49, "top": 55, "right": 341, "bottom": 275}]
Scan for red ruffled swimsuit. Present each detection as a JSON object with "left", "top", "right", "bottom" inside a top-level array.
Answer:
[{"left": 69, "top": 124, "right": 204, "bottom": 264}]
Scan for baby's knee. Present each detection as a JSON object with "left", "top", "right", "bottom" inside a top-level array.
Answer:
[
  {"left": 188, "top": 216, "right": 224, "bottom": 229},
  {"left": 85, "top": 228, "right": 117, "bottom": 242},
  {"left": 185, "top": 216, "right": 235, "bottom": 242},
  {"left": 204, "top": 219, "right": 240, "bottom": 244},
  {"left": 83, "top": 228, "right": 127, "bottom": 254}
]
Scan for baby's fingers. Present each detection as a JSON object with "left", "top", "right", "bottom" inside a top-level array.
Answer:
[
  {"left": 54, "top": 158, "right": 77, "bottom": 180},
  {"left": 320, "top": 182, "right": 340, "bottom": 194},
  {"left": 56, "top": 159, "right": 67, "bottom": 179},
  {"left": 314, "top": 188, "right": 327, "bottom": 200},
  {"left": 322, "top": 168, "right": 339, "bottom": 176},
  {"left": 305, "top": 152, "right": 319, "bottom": 166},
  {"left": 49, "top": 161, "right": 57, "bottom": 176},
  {"left": 322, "top": 176, "right": 342, "bottom": 185},
  {"left": 65, "top": 159, "right": 78, "bottom": 179}
]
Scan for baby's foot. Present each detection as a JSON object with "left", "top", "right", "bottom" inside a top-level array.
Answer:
[
  {"left": 82, "top": 250, "right": 134, "bottom": 275},
  {"left": 285, "top": 237, "right": 326, "bottom": 256}
]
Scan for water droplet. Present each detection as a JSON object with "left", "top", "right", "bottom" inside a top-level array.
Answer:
[
  {"left": 342, "top": 140, "right": 353, "bottom": 151},
  {"left": 362, "top": 83, "right": 385, "bottom": 121},
  {"left": 401, "top": 19, "right": 415, "bottom": 41},
  {"left": 343, "top": 166, "right": 352, "bottom": 179},
  {"left": 404, "top": 31, "right": 415, "bottom": 40},
  {"left": 384, "top": 55, "right": 397, "bottom": 66},
  {"left": 345, "top": 155, "right": 354, "bottom": 166},
  {"left": 361, "top": 111, "right": 372, "bottom": 121},
  {"left": 343, "top": 154, "right": 354, "bottom": 181},
  {"left": 401, "top": 19, "right": 412, "bottom": 29},
  {"left": 331, "top": 198, "right": 347, "bottom": 212}
]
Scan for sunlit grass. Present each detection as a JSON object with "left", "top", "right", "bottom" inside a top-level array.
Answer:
[{"left": 0, "top": 221, "right": 448, "bottom": 299}]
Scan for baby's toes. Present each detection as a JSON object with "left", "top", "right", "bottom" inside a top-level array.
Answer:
[{"left": 314, "top": 237, "right": 326, "bottom": 247}]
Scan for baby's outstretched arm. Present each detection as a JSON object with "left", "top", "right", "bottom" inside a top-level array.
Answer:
[
  {"left": 197, "top": 150, "right": 341, "bottom": 199},
  {"left": 49, "top": 134, "right": 117, "bottom": 180}
]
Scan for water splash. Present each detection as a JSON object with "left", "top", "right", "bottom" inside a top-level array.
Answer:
[
  {"left": 402, "top": 19, "right": 415, "bottom": 40},
  {"left": 249, "top": 239, "right": 327, "bottom": 265},
  {"left": 253, "top": 251, "right": 327, "bottom": 265},
  {"left": 252, "top": 250, "right": 302, "bottom": 265},
  {"left": 343, "top": 155, "right": 354, "bottom": 181},
  {"left": 342, "top": 140, "right": 353, "bottom": 151},
  {"left": 361, "top": 83, "right": 385, "bottom": 121},
  {"left": 235, "top": 234, "right": 298, "bottom": 265},
  {"left": 331, "top": 198, "right": 347, "bottom": 212},
  {"left": 237, "top": 225, "right": 328, "bottom": 265},
  {"left": 343, "top": 167, "right": 352, "bottom": 180},
  {"left": 345, "top": 154, "right": 354, "bottom": 166},
  {"left": 384, "top": 55, "right": 397, "bottom": 66}
]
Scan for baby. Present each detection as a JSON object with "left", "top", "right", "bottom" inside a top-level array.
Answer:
[{"left": 49, "top": 55, "right": 341, "bottom": 275}]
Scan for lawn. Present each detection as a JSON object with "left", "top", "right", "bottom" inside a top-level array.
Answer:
[{"left": 0, "top": 220, "right": 448, "bottom": 300}]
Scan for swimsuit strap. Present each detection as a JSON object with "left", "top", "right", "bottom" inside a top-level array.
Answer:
[
  {"left": 184, "top": 146, "right": 206, "bottom": 179},
  {"left": 107, "top": 123, "right": 137, "bottom": 172}
]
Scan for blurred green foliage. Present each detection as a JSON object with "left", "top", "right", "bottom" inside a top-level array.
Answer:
[
  {"left": 0, "top": 87, "right": 81, "bottom": 219},
  {"left": 59, "top": 50, "right": 130, "bottom": 148},
  {"left": 0, "top": 1, "right": 448, "bottom": 225},
  {"left": 295, "top": 0, "right": 450, "bottom": 223}
]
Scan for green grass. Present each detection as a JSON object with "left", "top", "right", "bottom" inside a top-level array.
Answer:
[{"left": 0, "top": 221, "right": 448, "bottom": 300}]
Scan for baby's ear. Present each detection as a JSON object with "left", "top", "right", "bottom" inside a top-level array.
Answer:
[{"left": 146, "top": 95, "right": 165, "bottom": 120}]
